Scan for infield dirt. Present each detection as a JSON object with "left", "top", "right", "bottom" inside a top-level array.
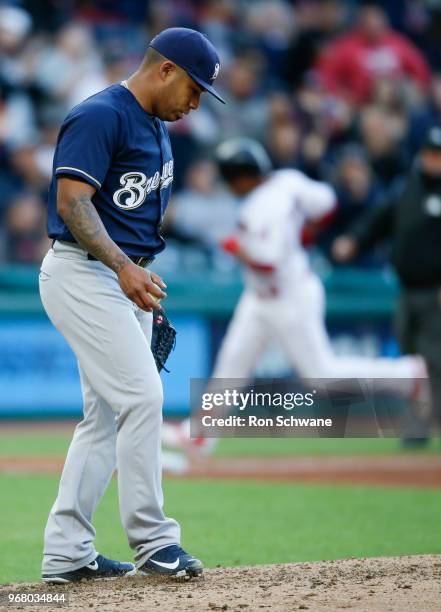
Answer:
[
  {"left": 1, "top": 454, "right": 441, "bottom": 487},
  {"left": 1, "top": 555, "right": 440, "bottom": 612}
]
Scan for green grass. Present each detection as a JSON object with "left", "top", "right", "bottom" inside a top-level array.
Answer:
[
  {"left": 0, "top": 429, "right": 439, "bottom": 457},
  {"left": 0, "top": 433, "right": 71, "bottom": 457},
  {"left": 1, "top": 474, "right": 440, "bottom": 584},
  {"left": 214, "top": 436, "right": 440, "bottom": 456}
]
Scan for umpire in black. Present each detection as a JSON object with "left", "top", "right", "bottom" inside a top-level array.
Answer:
[{"left": 333, "top": 126, "right": 441, "bottom": 443}]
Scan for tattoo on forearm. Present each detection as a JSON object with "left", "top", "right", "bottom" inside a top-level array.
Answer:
[{"left": 61, "top": 194, "right": 130, "bottom": 273}]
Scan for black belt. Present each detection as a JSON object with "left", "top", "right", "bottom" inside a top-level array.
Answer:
[
  {"left": 87, "top": 253, "right": 154, "bottom": 267},
  {"left": 129, "top": 254, "right": 154, "bottom": 267},
  {"left": 52, "top": 240, "right": 154, "bottom": 267}
]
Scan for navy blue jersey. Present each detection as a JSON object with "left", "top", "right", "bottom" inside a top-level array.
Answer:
[{"left": 47, "top": 84, "right": 174, "bottom": 258}]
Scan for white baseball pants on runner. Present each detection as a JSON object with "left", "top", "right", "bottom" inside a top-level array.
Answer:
[
  {"left": 39, "top": 241, "right": 180, "bottom": 575},
  {"left": 213, "top": 274, "right": 422, "bottom": 393}
]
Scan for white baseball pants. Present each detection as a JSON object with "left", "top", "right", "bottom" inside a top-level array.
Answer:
[
  {"left": 39, "top": 241, "right": 180, "bottom": 574},
  {"left": 213, "top": 275, "right": 422, "bottom": 392}
]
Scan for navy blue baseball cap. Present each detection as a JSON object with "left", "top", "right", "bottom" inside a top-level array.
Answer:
[{"left": 149, "top": 27, "right": 226, "bottom": 104}]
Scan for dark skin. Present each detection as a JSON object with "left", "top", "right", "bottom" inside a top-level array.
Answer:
[
  {"left": 127, "top": 56, "right": 203, "bottom": 121},
  {"left": 57, "top": 56, "right": 205, "bottom": 311}
]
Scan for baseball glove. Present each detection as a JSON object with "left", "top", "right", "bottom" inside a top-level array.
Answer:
[{"left": 151, "top": 308, "right": 176, "bottom": 372}]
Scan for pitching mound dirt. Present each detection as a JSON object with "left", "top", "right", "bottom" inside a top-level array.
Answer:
[{"left": 1, "top": 555, "right": 440, "bottom": 612}]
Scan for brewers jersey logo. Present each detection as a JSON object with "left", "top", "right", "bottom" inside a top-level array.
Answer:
[{"left": 113, "top": 161, "right": 174, "bottom": 210}]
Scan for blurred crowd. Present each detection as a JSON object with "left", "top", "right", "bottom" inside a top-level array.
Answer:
[{"left": 1, "top": 0, "right": 441, "bottom": 270}]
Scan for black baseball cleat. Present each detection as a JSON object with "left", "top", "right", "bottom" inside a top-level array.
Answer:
[
  {"left": 139, "top": 545, "right": 203, "bottom": 579},
  {"left": 42, "top": 554, "right": 136, "bottom": 583}
]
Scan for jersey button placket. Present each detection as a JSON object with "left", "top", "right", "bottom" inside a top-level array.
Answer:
[{"left": 153, "top": 119, "right": 167, "bottom": 243}]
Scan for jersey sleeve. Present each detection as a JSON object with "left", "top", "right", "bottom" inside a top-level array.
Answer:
[
  {"left": 292, "top": 172, "right": 336, "bottom": 221},
  {"left": 54, "top": 102, "right": 120, "bottom": 189}
]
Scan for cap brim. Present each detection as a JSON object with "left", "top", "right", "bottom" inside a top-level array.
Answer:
[{"left": 188, "top": 71, "right": 226, "bottom": 104}]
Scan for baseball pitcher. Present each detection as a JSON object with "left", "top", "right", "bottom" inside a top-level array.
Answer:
[{"left": 40, "top": 28, "right": 225, "bottom": 583}]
